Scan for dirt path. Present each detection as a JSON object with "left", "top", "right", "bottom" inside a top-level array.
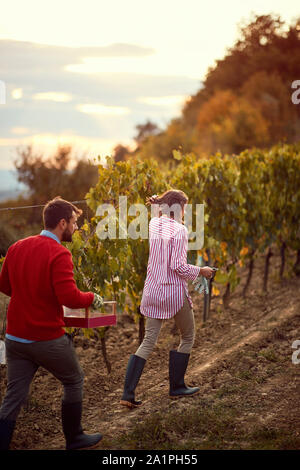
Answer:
[
  {"left": 96, "top": 291, "right": 299, "bottom": 439},
  {"left": 1, "top": 246, "right": 299, "bottom": 449}
]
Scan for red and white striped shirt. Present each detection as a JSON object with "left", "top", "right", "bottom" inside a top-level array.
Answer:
[{"left": 140, "top": 216, "right": 201, "bottom": 319}]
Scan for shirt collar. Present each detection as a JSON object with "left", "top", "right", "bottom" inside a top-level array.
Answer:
[{"left": 40, "top": 230, "right": 61, "bottom": 244}]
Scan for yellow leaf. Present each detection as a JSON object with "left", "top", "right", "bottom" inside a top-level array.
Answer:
[
  {"left": 212, "top": 286, "right": 220, "bottom": 296},
  {"left": 173, "top": 149, "right": 182, "bottom": 160},
  {"left": 240, "top": 246, "right": 249, "bottom": 256},
  {"left": 203, "top": 252, "right": 209, "bottom": 262},
  {"left": 220, "top": 242, "right": 227, "bottom": 251}
]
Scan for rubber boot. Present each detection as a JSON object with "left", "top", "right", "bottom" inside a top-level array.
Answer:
[
  {"left": 0, "top": 419, "right": 16, "bottom": 450},
  {"left": 120, "top": 354, "right": 146, "bottom": 408},
  {"left": 61, "top": 401, "right": 102, "bottom": 450},
  {"left": 169, "top": 350, "right": 200, "bottom": 398}
]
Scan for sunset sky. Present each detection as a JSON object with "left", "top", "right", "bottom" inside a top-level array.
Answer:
[{"left": 0, "top": 0, "right": 299, "bottom": 171}]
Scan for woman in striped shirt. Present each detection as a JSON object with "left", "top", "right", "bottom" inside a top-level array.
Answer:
[{"left": 120, "top": 189, "right": 214, "bottom": 408}]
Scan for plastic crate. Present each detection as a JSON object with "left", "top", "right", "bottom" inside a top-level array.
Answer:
[{"left": 63, "top": 301, "right": 117, "bottom": 328}]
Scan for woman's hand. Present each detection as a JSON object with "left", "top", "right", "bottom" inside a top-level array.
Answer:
[{"left": 200, "top": 266, "right": 216, "bottom": 279}]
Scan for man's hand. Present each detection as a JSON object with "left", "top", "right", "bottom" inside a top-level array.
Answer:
[{"left": 92, "top": 293, "right": 104, "bottom": 310}]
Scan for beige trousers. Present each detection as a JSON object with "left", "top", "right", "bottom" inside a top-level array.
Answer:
[{"left": 135, "top": 294, "right": 195, "bottom": 360}]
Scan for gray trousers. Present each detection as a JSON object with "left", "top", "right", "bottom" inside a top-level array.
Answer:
[
  {"left": 135, "top": 294, "right": 195, "bottom": 360},
  {"left": 0, "top": 334, "right": 84, "bottom": 421}
]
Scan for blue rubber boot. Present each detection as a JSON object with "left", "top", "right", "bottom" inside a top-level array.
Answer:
[
  {"left": 0, "top": 419, "right": 16, "bottom": 450},
  {"left": 169, "top": 350, "right": 200, "bottom": 398},
  {"left": 120, "top": 354, "right": 146, "bottom": 408},
  {"left": 61, "top": 401, "right": 102, "bottom": 450}
]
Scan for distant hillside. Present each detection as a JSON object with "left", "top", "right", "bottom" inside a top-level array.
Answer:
[
  {"left": 129, "top": 14, "right": 300, "bottom": 161},
  {"left": 0, "top": 188, "right": 26, "bottom": 202},
  {"left": 0, "top": 169, "right": 27, "bottom": 202}
]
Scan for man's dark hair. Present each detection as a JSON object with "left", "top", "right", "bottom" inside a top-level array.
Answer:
[{"left": 43, "top": 196, "right": 83, "bottom": 230}]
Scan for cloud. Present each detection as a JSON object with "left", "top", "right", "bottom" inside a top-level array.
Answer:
[
  {"left": 77, "top": 103, "right": 131, "bottom": 116},
  {"left": 11, "top": 127, "right": 31, "bottom": 135},
  {"left": 0, "top": 133, "right": 134, "bottom": 168},
  {"left": 0, "top": 38, "right": 201, "bottom": 168},
  {"left": 11, "top": 88, "right": 23, "bottom": 99},
  {"left": 1, "top": 38, "right": 199, "bottom": 102},
  {"left": 33, "top": 92, "right": 73, "bottom": 102},
  {"left": 137, "top": 95, "right": 186, "bottom": 107},
  {"left": 0, "top": 39, "right": 155, "bottom": 71}
]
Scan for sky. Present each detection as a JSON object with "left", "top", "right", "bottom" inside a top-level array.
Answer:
[{"left": 0, "top": 0, "right": 299, "bottom": 173}]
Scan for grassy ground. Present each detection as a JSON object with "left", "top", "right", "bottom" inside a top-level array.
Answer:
[
  {"left": 0, "top": 246, "right": 299, "bottom": 450},
  {"left": 93, "top": 250, "right": 300, "bottom": 451},
  {"left": 107, "top": 314, "right": 300, "bottom": 450}
]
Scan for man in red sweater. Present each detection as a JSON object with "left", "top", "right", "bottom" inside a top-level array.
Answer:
[{"left": 0, "top": 197, "right": 104, "bottom": 450}]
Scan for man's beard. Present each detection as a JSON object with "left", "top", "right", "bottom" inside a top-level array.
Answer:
[{"left": 61, "top": 228, "right": 73, "bottom": 242}]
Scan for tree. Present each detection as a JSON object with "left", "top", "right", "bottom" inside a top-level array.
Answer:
[
  {"left": 14, "top": 145, "right": 99, "bottom": 224},
  {"left": 179, "top": 13, "right": 300, "bottom": 152},
  {"left": 134, "top": 120, "right": 160, "bottom": 146},
  {"left": 112, "top": 144, "right": 130, "bottom": 163},
  {"left": 14, "top": 145, "right": 98, "bottom": 202},
  {"left": 196, "top": 90, "right": 269, "bottom": 154},
  {"left": 241, "top": 71, "right": 298, "bottom": 143},
  {"left": 14, "top": 145, "right": 71, "bottom": 202}
]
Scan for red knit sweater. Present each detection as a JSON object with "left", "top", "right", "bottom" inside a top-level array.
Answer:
[{"left": 0, "top": 235, "right": 94, "bottom": 341}]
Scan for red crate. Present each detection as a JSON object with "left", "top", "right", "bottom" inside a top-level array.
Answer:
[{"left": 63, "top": 301, "right": 117, "bottom": 328}]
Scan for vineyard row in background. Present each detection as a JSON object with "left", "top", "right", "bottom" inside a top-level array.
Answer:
[{"left": 0, "top": 142, "right": 300, "bottom": 370}]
